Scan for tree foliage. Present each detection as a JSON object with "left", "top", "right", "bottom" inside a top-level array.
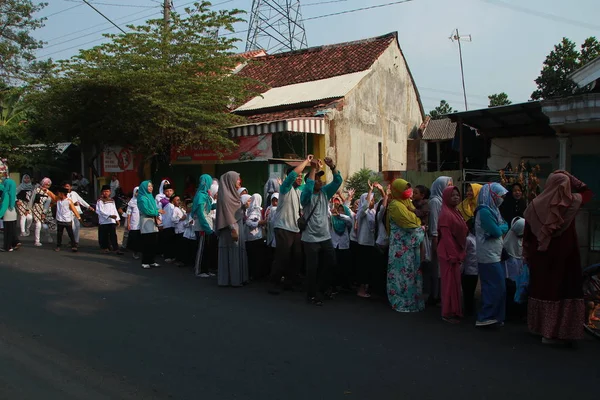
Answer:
[
  {"left": 0, "top": 0, "right": 51, "bottom": 85},
  {"left": 531, "top": 36, "right": 600, "bottom": 100},
  {"left": 427, "top": 100, "right": 454, "bottom": 120},
  {"left": 345, "top": 168, "right": 383, "bottom": 198},
  {"left": 488, "top": 92, "right": 512, "bottom": 107},
  {"left": 31, "top": 2, "right": 258, "bottom": 158}
]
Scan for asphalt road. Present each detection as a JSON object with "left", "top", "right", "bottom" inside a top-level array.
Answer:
[{"left": 0, "top": 229, "right": 598, "bottom": 400}]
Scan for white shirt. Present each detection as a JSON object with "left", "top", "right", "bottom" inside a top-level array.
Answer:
[
  {"left": 172, "top": 206, "right": 186, "bottom": 234},
  {"left": 375, "top": 205, "right": 389, "bottom": 248},
  {"left": 245, "top": 207, "right": 263, "bottom": 241},
  {"left": 162, "top": 203, "right": 175, "bottom": 229},
  {"left": 67, "top": 191, "right": 90, "bottom": 214},
  {"left": 127, "top": 203, "right": 140, "bottom": 231},
  {"left": 96, "top": 199, "right": 120, "bottom": 225},
  {"left": 56, "top": 198, "right": 75, "bottom": 223},
  {"left": 330, "top": 213, "right": 353, "bottom": 250},
  {"left": 183, "top": 215, "right": 196, "bottom": 240}
]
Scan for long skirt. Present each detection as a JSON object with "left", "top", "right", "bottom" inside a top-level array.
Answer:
[
  {"left": 477, "top": 262, "right": 506, "bottom": 323},
  {"left": 387, "top": 222, "right": 425, "bottom": 313},
  {"left": 440, "top": 258, "right": 463, "bottom": 318},
  {"left": 217, "top": 223, "right": 249, "bottom": 287},
  {"left": 525, "top": 221, "right": 584, "bottom": 340}
]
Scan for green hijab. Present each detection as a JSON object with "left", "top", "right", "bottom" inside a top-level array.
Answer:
[
  {"left": 137, "top": 180, "right": 159, "bottom": 217},
  {"left": 331, "top": 204, "right": 351, "bottom": 234},
  {"left": 192, "top": 174, "right": 213, "bottom": 219},
  {"left": 0, "top": 178, "right": 16, "bottom": 218}
]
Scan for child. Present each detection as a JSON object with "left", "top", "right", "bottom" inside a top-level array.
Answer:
[
  {"left": 462, "top": 219, "right": 478, "bottom": 316},
  {"left": 245, "top": 193, "right": 266, "bottom": 280},
  {"left": 265, "top": 193, "right": 279, "bottom": 250},
  {"left": 413, "top": 185, "right": 431, "bottom": 272},
  {"left": 162, "top": 194, "right": 177, "bottom": 263},
  {"left": 126, "top": 187, "right": 141, "bottom": 259},
  {"left": 54, "top": 187, "right": 81, "bottom": 252},
  {"left": 503, "top": 217, "right": 525, "bottom": 320},
  {"left": 171, "top": 195, "right": 187, "bottom": 265},
  {"left": 330, "top": 202, "right": 354, "bottom": 292},
  {"left": 180, "top": 200, "right": 198, "bottom": 267},
  {"left": 96, "top": 184, "right": 122, "bottom": 254}
]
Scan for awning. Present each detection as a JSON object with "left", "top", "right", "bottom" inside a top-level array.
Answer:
[
  {"left": 228, "top": 117, "right": 325, "bottom": 137},
  {"left": 23, "top": 142, "right": 73, "bottom": 154}
]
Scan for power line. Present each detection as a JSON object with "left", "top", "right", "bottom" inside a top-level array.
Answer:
[
  {"left": 481, "top": 0, "right": 600, "bottom": 31},
  {"left": 303, "top": 0, "right": 349, "bottom": 6},
  {"left": 419, "top": 86, "right": 490, "bottom": 100},
  {"left": 302, "top": 0, "right": 414, "bottom": 22},
  {"left": 41, "top": 3, "right": 84, "bottom": 18},
  {"left": 81, "top": 0, "right": 126, "bottom": 34},
  {"left": 64, "top": 0, "right": 155, "bottom": 8}
]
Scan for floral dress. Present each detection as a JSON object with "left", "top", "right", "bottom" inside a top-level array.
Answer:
[{"left": 387, "top": 220, "right": 425, "bottom": 312}]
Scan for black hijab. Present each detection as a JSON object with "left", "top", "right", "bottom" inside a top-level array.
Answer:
[{"left": 499, "top": 183, "right": 527, "bottom": 227}]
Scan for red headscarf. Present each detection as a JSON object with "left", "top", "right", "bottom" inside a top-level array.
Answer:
[{"left": 437, "top": 186, "right": 468, "bottom": 263}]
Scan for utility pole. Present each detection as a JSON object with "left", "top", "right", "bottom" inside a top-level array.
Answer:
[
  {"left": 164, "top": 0, "right": 172, "bottom": 26},
  {"left": 449, "top": 28, "right": 471, "bottom": 111}
]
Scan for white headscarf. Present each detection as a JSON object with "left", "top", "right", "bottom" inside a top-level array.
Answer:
[
  {"left": 210, "top": 179, "right": 219, "bottom": 199},
  {"left": 237, "top": 187, "right": 247, "bottom": 196},
  {"left": 128, "top": 187, "right": 139, "bottom": 207},
  {"left": 504, "top": 217, "right": 525, "bottom": 259}
]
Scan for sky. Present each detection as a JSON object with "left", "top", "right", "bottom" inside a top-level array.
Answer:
[{"left": 33, "top": 0, "right": 600, "bottom": 112}]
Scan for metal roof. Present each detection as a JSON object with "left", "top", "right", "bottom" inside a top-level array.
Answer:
[
  {"left": 421, "top": 118, "right": 457, "bottom": 141},
  {"left": 234, "top": 70, "right": 370, "bottom": 112},
  {"left": 447, "top": 101, "right": 555, "bottom": 138}
]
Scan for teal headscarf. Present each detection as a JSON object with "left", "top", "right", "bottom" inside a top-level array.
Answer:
[
  {"left": 192, "top": 174, "right": 213, "bottom": 219},
  {"left": 137, "top": 180, "right": 159, "bottom": 217},
  {"left": 0, "top": 178, "right": 16, "bottom": 218},
  {"left": 331, "top": 204, "right": 351, "bottom": 234}
]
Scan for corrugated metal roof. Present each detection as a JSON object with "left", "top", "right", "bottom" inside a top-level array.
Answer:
[
  {"left": 422, "top": 118, "right": 457, "bottom": 141},
  {"left": 234, "top": 70, "right": 370, "bottom": 112}
]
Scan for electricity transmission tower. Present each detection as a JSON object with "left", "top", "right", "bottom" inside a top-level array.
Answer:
[{"left": 246, "top": 0, "right": 308, "bottom": 53}]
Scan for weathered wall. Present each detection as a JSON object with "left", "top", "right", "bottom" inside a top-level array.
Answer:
[{"left": 323, "top": 42, "right": 423, "bottom": 180}]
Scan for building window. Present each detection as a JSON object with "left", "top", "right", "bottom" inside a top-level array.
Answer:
[{"left": 591, "top": 213, "right": 600, "bottom": 252}]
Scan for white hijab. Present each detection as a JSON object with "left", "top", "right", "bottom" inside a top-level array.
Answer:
[{"left": 504, "top": 217, "right": 525, "bottom": 259}]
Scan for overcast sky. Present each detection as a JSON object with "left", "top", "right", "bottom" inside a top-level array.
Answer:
[{"left": 34, "top": 0, "right": 599, "bottom": 112}]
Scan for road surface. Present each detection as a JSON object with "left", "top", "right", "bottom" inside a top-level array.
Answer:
[{"left": 0, "top": 230, "right": 598, "bottom": 399}]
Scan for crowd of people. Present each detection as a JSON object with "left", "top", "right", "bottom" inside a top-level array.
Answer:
[{"left": 0, "top": 159, "right": 593, "bottom": 346}]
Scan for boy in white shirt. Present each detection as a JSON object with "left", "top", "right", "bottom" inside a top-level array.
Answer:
[
  {"left": 55, "top": 187, "right": 81, "bottom": 252},
  {"left": 64, "top": 181, "right": 94, "bottom": 246},
  {"left": 96, "top": 184, "right": 122, "bottom": 255},
  {"left": 181, "top": 200, "right": 197, "bottom": 266}
]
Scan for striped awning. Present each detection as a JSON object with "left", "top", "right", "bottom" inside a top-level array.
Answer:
[{"left": 228, "top": 117, "right": 325, "bottom": 138}]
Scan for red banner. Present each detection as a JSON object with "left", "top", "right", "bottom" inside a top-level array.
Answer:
[{"left": 171, "top": 134, "right": 273, "bottom": 164}]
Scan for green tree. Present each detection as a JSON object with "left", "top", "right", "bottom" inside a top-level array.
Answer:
[
  {"left": 531, "top": 36, "right": 600, "bottom": 100},
  {"left": 32, "top": 2, "right": 257, "bottom": 158},
  {"left": 345, "top": 168, "right": 383, "bottom": 199},
  {"left": 0, "top": 1, "right": 51, "bottom": 85},
  {"left": 488, "top": 92, "right": 512, "bottom": 107},
  {"left": 427, "top": 100, "right": 454, "bottom": 120},
  {"left": 0, "top": 86, "right": 38, "bottom": 168}
]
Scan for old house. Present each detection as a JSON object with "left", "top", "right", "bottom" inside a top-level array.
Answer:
[{"left": 170, "top": 32, "right": 423, "bottom": 194}]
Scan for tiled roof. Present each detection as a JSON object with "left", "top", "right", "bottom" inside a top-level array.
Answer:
[
  {"left": 237, "top": 32, "right": 396, "bottom": 88},
  {"left": 422, "top": 118, "right": 457, "bottom": 141},
  {"left": 238, "top": 49, "right": 267, "bottom": 59},
  {"left": 241, "top": 105, "right": 332, "bottom": 124}
]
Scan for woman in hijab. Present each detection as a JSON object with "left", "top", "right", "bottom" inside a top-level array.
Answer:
[
  {"left": 138, "top": 180, "right": 162, "bottom": 269},
  {"left": 503, "top": 216, "right": 525, "bottom": 320},
  {"left": 438, "top": 186, "right": 468, "bottom": 323},
  {"left": 356, "top": 185, "right": 377, "bottom": 298},
  {"left": 245, "top": 193, "right": 266, "bottom": 279},
  {"left": 29, "top": 177, "right": 56, "bottom": 247},
  {"left": 126, "top": 187, "right": 141, "bottom": 259},
  {"left": 500, "top": 183, "right": 527, "bottom": 227},
  {"left": 524, "top": 171, "right": 592, "bottom": 345},
  {"left": 0, "top": 178, "right": 21, "bottom": 251},
  {"left": 427, "top": 176, "right": 453, "bottom": 305},
  {"left": 16, "top": 174, "right": 34, "bottom": 237},
  {"left": 457, "top": 183, "right": 482, "bottom": 222},
  {"left": 192, "top": 174, "right": 217, "bottom": 278},
  {"left": 264, "top": 174, "right": 280, "bottom": 208},
  {"left": 386, "top": 179, "right": 425, "bottom": 313},
  {"left": 216, "top": 171, "right": 249, "bottom": 287},
  {"left": 475, "top": 183, "right": 509, "bottom": 327}
]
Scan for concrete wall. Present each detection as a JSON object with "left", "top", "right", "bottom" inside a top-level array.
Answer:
[
  {"left": 488, "top": 136, "right": 558, "bottom": 172},
  {"left": 323, "top": 42, "right": 423, "bottom": 180}
]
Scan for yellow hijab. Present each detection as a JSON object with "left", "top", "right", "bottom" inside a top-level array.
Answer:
[
  {"left": 388, "top": 179, "right": 421, "bottom": 230},
  {"left": 458, "top": 183, "right": 482, "bottom": 221}
]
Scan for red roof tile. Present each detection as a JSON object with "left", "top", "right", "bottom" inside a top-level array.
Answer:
[{"left": 237, "top": 33, "right": 396, "bottom": 88}]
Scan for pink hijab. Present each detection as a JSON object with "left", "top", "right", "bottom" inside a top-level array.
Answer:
[
  {"left": 437, "top": 186, "right": 468, "bottom": 263},
  {"left": 524, "top": 171, "right": 584, "bottom": 251}
]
